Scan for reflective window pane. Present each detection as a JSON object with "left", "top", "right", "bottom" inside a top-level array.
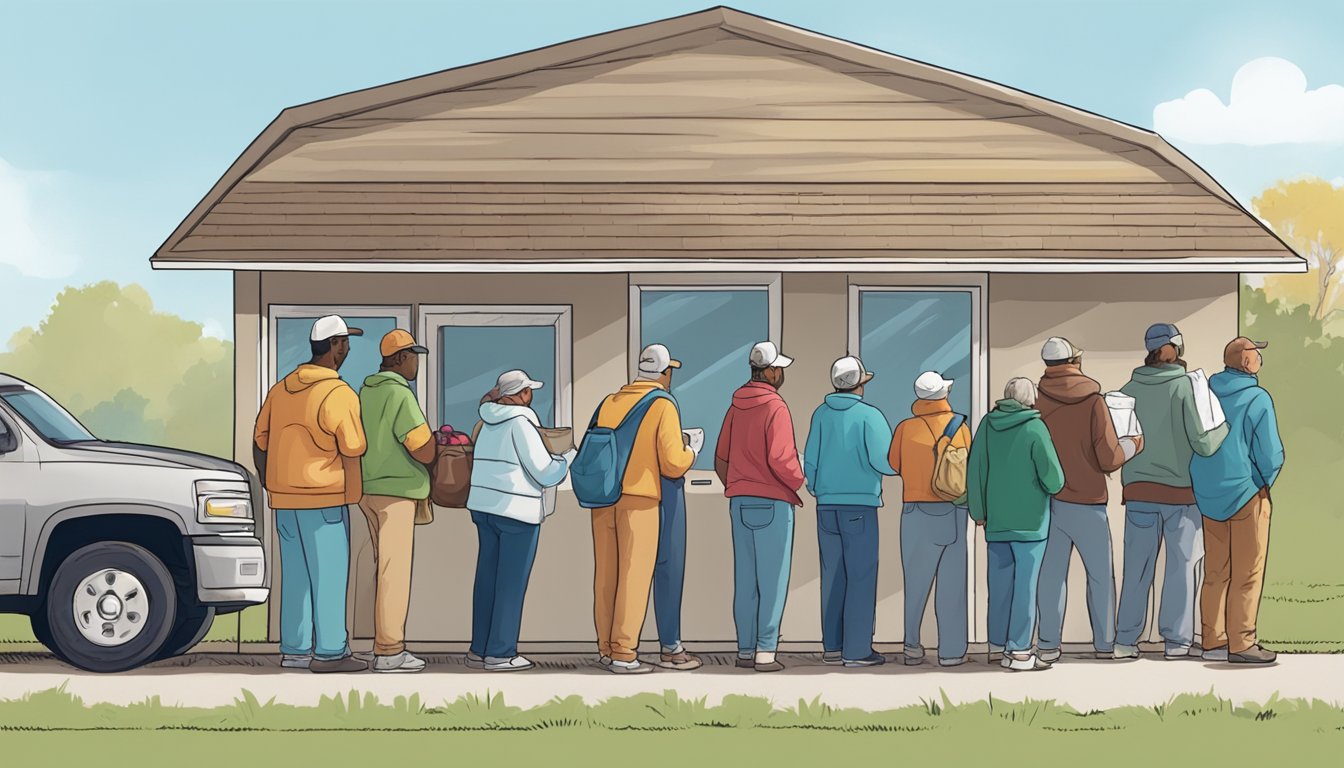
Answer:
[
  {"left": 858, "top": 291, "right": 972, "bottom": 425},
  {"left": 275, "top": 316, "right": 399, "bottom": 393},
  {"left": 438, "top": 325, "right": 556, "bottom": 432},
  {"left": 640, "top": 290, "right": 769, "bottom": 470}
]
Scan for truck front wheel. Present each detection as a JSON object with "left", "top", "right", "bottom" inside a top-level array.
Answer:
[{"left": 43, "top": 542, "right": 178, "bottom": 673}]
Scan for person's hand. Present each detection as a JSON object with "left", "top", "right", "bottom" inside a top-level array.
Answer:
[
  {"left": 1130, "top": 436, "right": 1144, "bottom": 454},
  {"left": 975, "top": 520, "right": 985, "bottom": 527},
  {"left": 561, "top": 448, "right": 578, "bottom": 465}
]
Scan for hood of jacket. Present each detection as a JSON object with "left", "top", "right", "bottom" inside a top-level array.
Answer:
[
  {"left": 1210, "top": 367, "right": 1259, "bottom": 398},
  {"left": 1128, "top": 364, "right": 1188, "bottom": 387},
  {"left": 985, "top": 399, "right": 1041, "bottom": 431},
  {"left": 823, "top": 392, "right": 863, "bottom": 411},
  {"left": 361, "top": 370, "right": 409, "bottom": 391},
  {"left": 911, "top": 398, "right": 953, "bottom": 417},
  {"left": 1038, "top": 365, "right": 1101, "bottom": 405},
  {"left": 731, "top": 381, "right": 782, "bottom": 410},
  {"left": 284, "top": 364, "right": 341, "bottom": 394},
  {"left": 479, "top": 402, "right": 540, "bottom": 426}
]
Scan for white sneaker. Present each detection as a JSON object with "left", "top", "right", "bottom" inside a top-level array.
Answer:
[
  {"left": 1038, "top": 648, "right": 1062, "bottom": 664},
  {"left": 1006, "top": 653, "right": 1051, "bottom": 672},
  {"left": 464, "top": 652, "right": 486, "bottom": 669},
  {"left": 280, "top": 654, "right": 312, "bottom": 669},
  {"left": 1164, "top": 645, "right": 1193, "bottom": 660},
  {"left": 904, "top": 646, "right": 925, "bottom": 666},
  {"left": 938, "top": 656, "right": 968, "bottom": 668},
  {"left": 1113, "top": 644, "right": 1140, "bottom": 660},
  {"left": 609, "top": 658, "right": 653, "bottom": 674},
  {"left": 371, "top": 651, "right": 426, "bottom": 673},
  {"left": 484, "top": 655, "right": 535, "bottom": 672}
]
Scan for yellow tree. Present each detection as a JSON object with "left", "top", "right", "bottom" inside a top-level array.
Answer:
[{"left": 1254, "top": 178, "right": 1344, "bottom": 322}]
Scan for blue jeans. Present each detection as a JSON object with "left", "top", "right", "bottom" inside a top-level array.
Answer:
[
  {"left": 817, "top": 505, "right": 879, "bottom": 661},
  {"left": 1116, "top": 502, "right": 1203, "bottom": 650},
  {"left": 1037, "top": 500, "right": 1116, "bottom": 653},
  {"left": 900, "top": 502, "right": 969, "bottom": 661},
  {"left": 987, "top": 539, "right": 1047, "bottom": 653},
  {"left": 275, "top": 506, "right": 351, "bottom": 660},
  {"left": 653, "top": 477, "right": 687, "bottom": 651},
  {"left": 469, "top": 510, "right": 541, "bottom": 660},
  {"left": 729, "top": 496, "right": 795, "bottom": 654}
]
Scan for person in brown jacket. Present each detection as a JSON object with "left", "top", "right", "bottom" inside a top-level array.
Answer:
[{"left": 1034, "top": 337, "right": 1142, "bottom": 662}]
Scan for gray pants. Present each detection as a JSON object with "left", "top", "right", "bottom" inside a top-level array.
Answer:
[
  {"left": 1036, "top": 500, "right": 1116, "bottom": 653},
  {"left": 1116, "top": 502, "right": 1204, "bottom": 650},
  {"left": 900, "top": 502, "right": 968, "bottom": 660}
]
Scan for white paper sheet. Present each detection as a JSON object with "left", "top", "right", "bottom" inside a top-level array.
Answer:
[
  {"left": 1187, "top": 369, "right": 1227, "bottom": 432},
  {"left": 683, "top": 427, "right": 705, "bottom": 455},
  {"left": 1103, "top": 392, "right": 1143, "bottom": 438}
]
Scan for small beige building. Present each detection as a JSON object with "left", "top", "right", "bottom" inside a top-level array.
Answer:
[{"left": 153, "top": 7, "right": 1302, "bottom": 653}]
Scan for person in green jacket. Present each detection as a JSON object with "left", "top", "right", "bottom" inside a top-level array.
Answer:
[
  {"left": 1114, "top": 323, "right": 1229, "bottom": 661},
  {"left": 968, "top": 378, "right": 1065, "bottom": 672}
]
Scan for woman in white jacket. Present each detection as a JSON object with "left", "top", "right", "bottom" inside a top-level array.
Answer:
[{"left": 465, "top": 369, "right": 575, "bottom": 672}]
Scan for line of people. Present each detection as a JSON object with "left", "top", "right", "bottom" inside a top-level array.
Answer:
[{"left": 253, "top": 315, "right": 1283, "bottom": 675}]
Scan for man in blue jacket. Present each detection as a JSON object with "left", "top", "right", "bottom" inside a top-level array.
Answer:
[
  {"left": 1191, "top": 337, "right": 1285, "bottom": 665},
  {"left": 803, "top": 356, "right": 897, "bottom": 668}
]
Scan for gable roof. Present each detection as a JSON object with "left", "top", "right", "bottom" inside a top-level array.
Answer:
[{"left": 152, "top": 6, "right": 1303, "bottom": 274}]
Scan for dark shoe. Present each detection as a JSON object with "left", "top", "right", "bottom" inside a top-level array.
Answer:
[
  {"left": 755, "top": 660, "right": 785, "bottom": 673},
  {"left": 736, "top": 657, "right": 756, "bottom": 669},
  {"left": 656, "top": 650, "right": 703, "bottom": 671},
  {"left": 1229, "top": 645, "right": 1277, "bottom": 664},
  {"left": 821, "top": 651, "right": 843, "bottom": 665},
  {"left": 844, "top": 653, "right": 886, "bottom": 668},
  {"left": 310, "top": 655, "right": 368, "bottom": 673}
]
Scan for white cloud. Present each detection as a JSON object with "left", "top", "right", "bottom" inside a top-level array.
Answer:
[
  {"left": 1154, "top": 57, "right": 1344, "bottom": 145},
  {"left": 1332, "top": 176, "right": 1344, "bottom": 188},
  {"left": 200, "top": 318, "right": 228, "bottom": 339},
  {"left": 0, "top": 157, "right": 77, "bottom": 278}
]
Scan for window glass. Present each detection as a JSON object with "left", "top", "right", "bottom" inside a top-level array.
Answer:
[
  {"left": 0, "top": 389, "right": 96, "bottom": 443},
  {"left": 275, "top": 316, "right": 400, "bottom": 392},
  {"left": 438, "top": 325, "right": 557, "bottom": 431},
  {"left": 639, "top": 289, "right": 769, "bottom": 470},
  {"left": 858, "top": 291, "right": 973, "bottom": 426}
]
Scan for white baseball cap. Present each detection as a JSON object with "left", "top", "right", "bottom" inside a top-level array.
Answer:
[
  {"left": 637, "top": 344, "right": 682, "bottom": 380},
  {"left": 496, "top": 369, "right": 544, "bottom": 397},
  {"left": 310, "top": 315, "right": 364, "bottom": 342},
  {"left": 1041, "top": 336, "right": 1083, "bottom": 362},
  {"left": 749, "top": 341, "right": 794, "bottom": 369},
  {"left": 913, "top": 371, "right": 954, "bottom": 400},
  {"left": 831, "top": 356, "right": 874, "bottom": 390}
]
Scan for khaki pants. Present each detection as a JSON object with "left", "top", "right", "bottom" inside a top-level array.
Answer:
[
  {"left": 592, "top": 496, "right": 659, "bottom": 662},
  {"left": 1200, "top": 490, "right": 1272, "bottom": 654},
  {"left": 357, "top": 495, "right": 417, "bottom": 656}
]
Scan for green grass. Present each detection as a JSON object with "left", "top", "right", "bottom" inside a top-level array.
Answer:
[{"left": 0, "top": 689, "right": 1341, "bottom": 765}]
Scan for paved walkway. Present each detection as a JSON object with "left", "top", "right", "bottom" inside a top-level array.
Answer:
[{"left": 1, "top": 652, "right": 1342, "bottom": 712}]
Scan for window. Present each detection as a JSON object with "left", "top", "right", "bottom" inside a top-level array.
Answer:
[
  {"left": 0, "top": 387, "right": 96, "bottom": 444},
  {"left": 268, "top": 306, "right": 411, "bottom": 392},
  {"left": 633, "top": 283, "right": 777, "bottom": 470},
  {"left": 421, "top": 306, "right": 571, "bottom": 433},
  {"left": 850, "top": 288, "right": 979, "bottom": 428}
]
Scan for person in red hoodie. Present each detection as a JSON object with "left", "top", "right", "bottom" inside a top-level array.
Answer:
[{"left": 714, "top": 341, "right": 806, "bottom": 672}]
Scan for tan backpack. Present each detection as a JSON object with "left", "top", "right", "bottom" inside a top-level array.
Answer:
[{"left": 923, "top": 413, "right": 969, "bottom": 502}]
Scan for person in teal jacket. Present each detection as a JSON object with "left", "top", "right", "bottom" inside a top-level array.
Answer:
[
  {"left": 803, "top": 356, "right": 896, "bottom": 667},
  {"left": 967, "top": 378, "right": 1065, "bottom": 672},
  {"left": 1190, "top": 337, "right": 1284, "bottom": 665}
]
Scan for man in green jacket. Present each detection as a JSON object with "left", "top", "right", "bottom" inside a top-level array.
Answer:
[
  {"left": 358, "top": 330, "right": 437, "bottom": 674},
  {"left": 968, "top": 378, "right": 1065, "bottom": 672},
  {"left": 1115, "top": 323, "right": 1229, "bottom": 661}
]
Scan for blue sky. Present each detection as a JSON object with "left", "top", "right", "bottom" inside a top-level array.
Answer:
[{"left": 2, "top": 0, "right": 1342, "bottom": 344}]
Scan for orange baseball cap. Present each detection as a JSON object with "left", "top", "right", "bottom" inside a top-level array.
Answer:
[{"left": 380, "top": 329, "right": 429, "bottom": 357}]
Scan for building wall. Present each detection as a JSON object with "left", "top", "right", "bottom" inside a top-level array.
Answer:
[{"left": 238, "top": 270, "right": 1237, "bottom": 650}]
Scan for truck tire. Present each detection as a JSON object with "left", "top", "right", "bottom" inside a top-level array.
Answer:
[
  {"left": 157, "top": 604, "right": 216, "bottom": 660},
  {"left": 44, "top": 541, "right": 178, "bottom": 673},
  {"left": 29, "top": 611, "right": 55, "bottom": 653}
]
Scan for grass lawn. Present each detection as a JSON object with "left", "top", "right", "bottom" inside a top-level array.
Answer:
[{"left": 0, "top": 689, "right": 1342, "bottom": 766}]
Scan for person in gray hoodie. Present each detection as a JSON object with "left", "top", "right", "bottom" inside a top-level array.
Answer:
[{"left": 1114, "top": 324, "right": 1228, "bottom": 661}]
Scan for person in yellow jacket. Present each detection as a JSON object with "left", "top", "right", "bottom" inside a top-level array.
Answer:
[
  {"left": 253, "top": 315, "right": 368, "bottom": 674},
  {"left": 591, "top": 344, "right": 696, "bottom": 674}
]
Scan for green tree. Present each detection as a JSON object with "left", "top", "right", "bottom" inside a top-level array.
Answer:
[{"left": 0, "top": 281, "right": 233, "bottom": 458}]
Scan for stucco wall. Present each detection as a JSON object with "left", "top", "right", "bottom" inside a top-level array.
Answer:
[{"left": 238, "top": 270, "right": 1238, "bottom": 651}]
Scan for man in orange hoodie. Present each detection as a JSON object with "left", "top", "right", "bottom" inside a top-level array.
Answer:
[
  {"left": 253, "top": 315, "right": 368, "bottom": 674},
  {"left": 715, "top": 341, "right": 806, "bottom": 673},
  {"left": 888, "top": 371, "right": 972, "bottom": 667},
  {"left": 591, "top": 344, "right": 697, "bottom": 674}
]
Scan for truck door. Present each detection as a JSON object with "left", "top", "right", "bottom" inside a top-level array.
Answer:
[{"left": 0, "top": 411, "right": 30, "bottom": 584}]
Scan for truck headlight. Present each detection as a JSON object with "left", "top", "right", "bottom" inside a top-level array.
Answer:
[{"left": 195, "top": 480, "right": 254, "bottom": 524}]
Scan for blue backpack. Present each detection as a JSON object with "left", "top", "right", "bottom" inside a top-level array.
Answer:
[{"left": 571, "top": 389, "right": 673, "bottom": 509}]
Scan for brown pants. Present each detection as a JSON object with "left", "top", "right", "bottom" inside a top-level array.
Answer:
[
  {"left": 592, "top": 496, "right": 660, "bottom": 662},
  {"left": 1200, "top": 490, "right": 1272, "bottom": 654},
  {"left": 357, "top": 495, "right": 417, "bottom": 656}
]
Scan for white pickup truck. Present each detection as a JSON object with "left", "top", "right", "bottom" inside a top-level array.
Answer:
[{"left": 0, "top": 373, "right": 268, "bottom": 672}]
